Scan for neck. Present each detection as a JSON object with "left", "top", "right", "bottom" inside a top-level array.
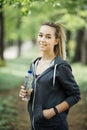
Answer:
[{"left": 41, "top": 52, "right": 56, "bottom": 61}]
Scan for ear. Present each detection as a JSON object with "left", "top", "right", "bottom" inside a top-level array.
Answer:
[{"left": 55, "top": 38, "right": 59, "bottom": 45}]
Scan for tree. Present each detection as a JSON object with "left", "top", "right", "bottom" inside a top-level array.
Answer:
[
  {"left": 72, "top": 7, "right": 87, "bottom": 64},
  {"left": 17, "top": 13, "right": 22, "bottom": 57},
  {"left": 0, "top": 1, "right": 4, "bottom": 60},
  {"left": 81, "top": 24, "right": 87, "bottom": 64},
  {"left": 73, "top": 28, "right": 84, "bottom": 62}
]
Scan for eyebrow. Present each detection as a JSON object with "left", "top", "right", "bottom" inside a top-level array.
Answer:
[{"left": 39, "top": 32, "right": 51, "bottom": 36}]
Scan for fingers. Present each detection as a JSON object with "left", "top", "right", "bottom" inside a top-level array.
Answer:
[
  {"left": 21, "top": 85, "right": 25, "bottom": 90},
  {"left": 29, "top": 88, "right": 33, "bottom": 93},
  {"left": 19, "top": 85, "right": 27, "bottom": 98},
  {"left": 27, "top": 89, "right": 33, "bottom": 97},
  {"left": 19, "top": 86, "right": 33, "bottom": 99}
]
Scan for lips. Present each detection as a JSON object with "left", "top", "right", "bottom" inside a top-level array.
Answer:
[
  {"left": 40, "top": 44, "right": 47, "bottom": 47},
  {"left": 40, "top": 44, "right": 46, "bottom": 46},
  {"left": 39, "top": 44, "right": 47, "bottom": 51}
]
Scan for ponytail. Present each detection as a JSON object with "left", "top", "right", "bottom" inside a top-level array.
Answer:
[{"left": 55, "top": 22, "right": 66, "bottom": 59}]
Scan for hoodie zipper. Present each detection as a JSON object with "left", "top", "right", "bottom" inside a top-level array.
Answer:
[
  {"left": 32, "top": 75, "right": 40, "bottom": 130},
  {"left": 32, "top": 78, "right": 36, "bottom": 130},
  {"left": 31, "top": 60, "right": 55, "bottom": 130},
  {"left": 31, "top": 60, "right": 40, "bottom": 130}
]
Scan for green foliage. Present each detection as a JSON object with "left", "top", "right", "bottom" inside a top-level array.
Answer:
[
  {"left": 0, "top": 60, "right": 6, "bottom": 67},
  {"left": 2, "top": 0, "right": 87, "bottom": 47},
  {"left": 0, "top": 96, "right": 17, "bottom": 130},
  {"left": 4, "top": 6, "right": 19, "bottom": 41},
  {"left": 62, "top": 14, "right": 86, "bottom": 31}
]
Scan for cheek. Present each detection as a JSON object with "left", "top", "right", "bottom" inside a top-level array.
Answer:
[
  {"left": 47, "top": 42, "right": 54, "bottom": 50},
  {"left": 48, "top": 39, "right": 56, "bottom": 46}
]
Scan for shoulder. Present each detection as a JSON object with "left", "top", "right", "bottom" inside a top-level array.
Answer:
[
  {"left": 32, "top": 57, "right": 41, "bottom": 64},
  {"left": 54, "top": 56, "right": 72, "bottom": 71},
  {"left": 30, "top": 57, "right": 41, "bottom": 69}
]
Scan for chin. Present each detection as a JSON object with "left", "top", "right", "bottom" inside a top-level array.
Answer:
[{"left": 40, "top": 48, "right": 46, "bottom": 52}]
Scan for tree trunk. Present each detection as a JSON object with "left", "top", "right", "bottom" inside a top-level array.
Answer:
[
  {"left": 17, "top": 14, "right": 22, "bottom": 57},
  {"left": 66, "top": 30, "right": 71, "bottom": 57},
  {"left": 81, "top": 25, "right": 87, "bottom": 64},
  {"left": 0, "top": 3, "right": 4, "bottom": 60},
  {"left": 73, "top": 28, "right": 84, "bottom": 62},
  {"left": 17, "top": 37, "right": 22, "bottom": 57}
]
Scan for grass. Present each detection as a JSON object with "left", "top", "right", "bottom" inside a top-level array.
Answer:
[
  {"left": 71, "top": 63, "right": 87, "bottom": 92},
  {"left": 0, "top": 96, "right": 17, "bottom": 130},
  {"left": 71, "top": 63, "right": 87, "bottom": 103}
]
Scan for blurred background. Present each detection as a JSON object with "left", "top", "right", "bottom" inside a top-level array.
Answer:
[{"left": 0, "top": 0, "right": 87, "bottom": 130}]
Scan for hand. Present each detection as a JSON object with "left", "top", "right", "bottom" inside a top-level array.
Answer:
[
  {"left": 43, "top": 108, "right": 56, "bottom": 119},
  {"left": 19, "top": 85, "right": 33, "bottom": 100}
]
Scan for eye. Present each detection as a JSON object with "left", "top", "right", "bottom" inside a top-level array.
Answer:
[
  {"left": 46, "top": 36, "right": 51, "bottom": 39},
  {"left": 38, "top": 34, "right": 43, "bottom": 37}
]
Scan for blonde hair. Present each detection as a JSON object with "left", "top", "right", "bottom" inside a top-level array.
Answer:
[{"left": 42, "top": 22, "right": 66, "bottom": 60}]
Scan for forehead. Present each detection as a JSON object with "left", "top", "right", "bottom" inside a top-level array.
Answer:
[{"left": 39, "top": 25, "right": 55, "bottom": 35}]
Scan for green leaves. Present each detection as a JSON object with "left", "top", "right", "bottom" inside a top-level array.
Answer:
[
  {"left": 1, "top": 0, "right": 87, "bottom": 43},
  {"left": 2, "top": 0, "right": 87, "bottom": 17}
]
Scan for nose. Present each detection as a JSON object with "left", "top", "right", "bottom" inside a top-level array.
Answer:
[{"left": 40, "top": 36, "right": 46, "bottom": 42}]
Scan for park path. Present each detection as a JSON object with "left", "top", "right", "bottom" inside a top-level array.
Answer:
[
  {"left": 4, "top": 41, "right": 32, "bottom": 59},
  {"left": 13, "top": 87, "right": 87, "bottom": 130}
]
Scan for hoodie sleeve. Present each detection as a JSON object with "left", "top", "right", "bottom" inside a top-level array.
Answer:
[{"left": 57, "top": 62, "right": 81, "bottom": 107}]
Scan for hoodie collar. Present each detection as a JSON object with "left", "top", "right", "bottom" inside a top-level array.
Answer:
[
  {"left": 31, "top": 56, "right": 64, "bottom": 77},
  {"left": 31, "top": 56, "right": 65, "bottom": 86}
]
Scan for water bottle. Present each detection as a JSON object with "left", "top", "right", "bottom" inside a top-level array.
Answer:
[{"left": 22, "top": 70, "right": 33, "bottom": 101}]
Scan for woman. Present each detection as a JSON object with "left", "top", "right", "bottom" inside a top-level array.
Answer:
[{"left": 19, "top": 22, "right": 81, "bottom": 130}]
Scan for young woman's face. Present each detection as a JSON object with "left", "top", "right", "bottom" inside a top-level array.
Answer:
[{"left": 37, "top": 25, "right": 58, "bottom": 53}]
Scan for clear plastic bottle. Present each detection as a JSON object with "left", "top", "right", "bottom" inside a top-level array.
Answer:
[{"left": 22, "top": 70, "right": 33, "bottom": 101}]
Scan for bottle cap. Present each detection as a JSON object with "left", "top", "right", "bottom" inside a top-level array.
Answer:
[{"left": 28, "top": 70, "right": 32, "bottom": 74}]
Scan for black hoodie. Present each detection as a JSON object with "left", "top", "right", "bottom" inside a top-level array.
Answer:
[{"left": 28, "top": 56, "right": 81, "bottom": 128}]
